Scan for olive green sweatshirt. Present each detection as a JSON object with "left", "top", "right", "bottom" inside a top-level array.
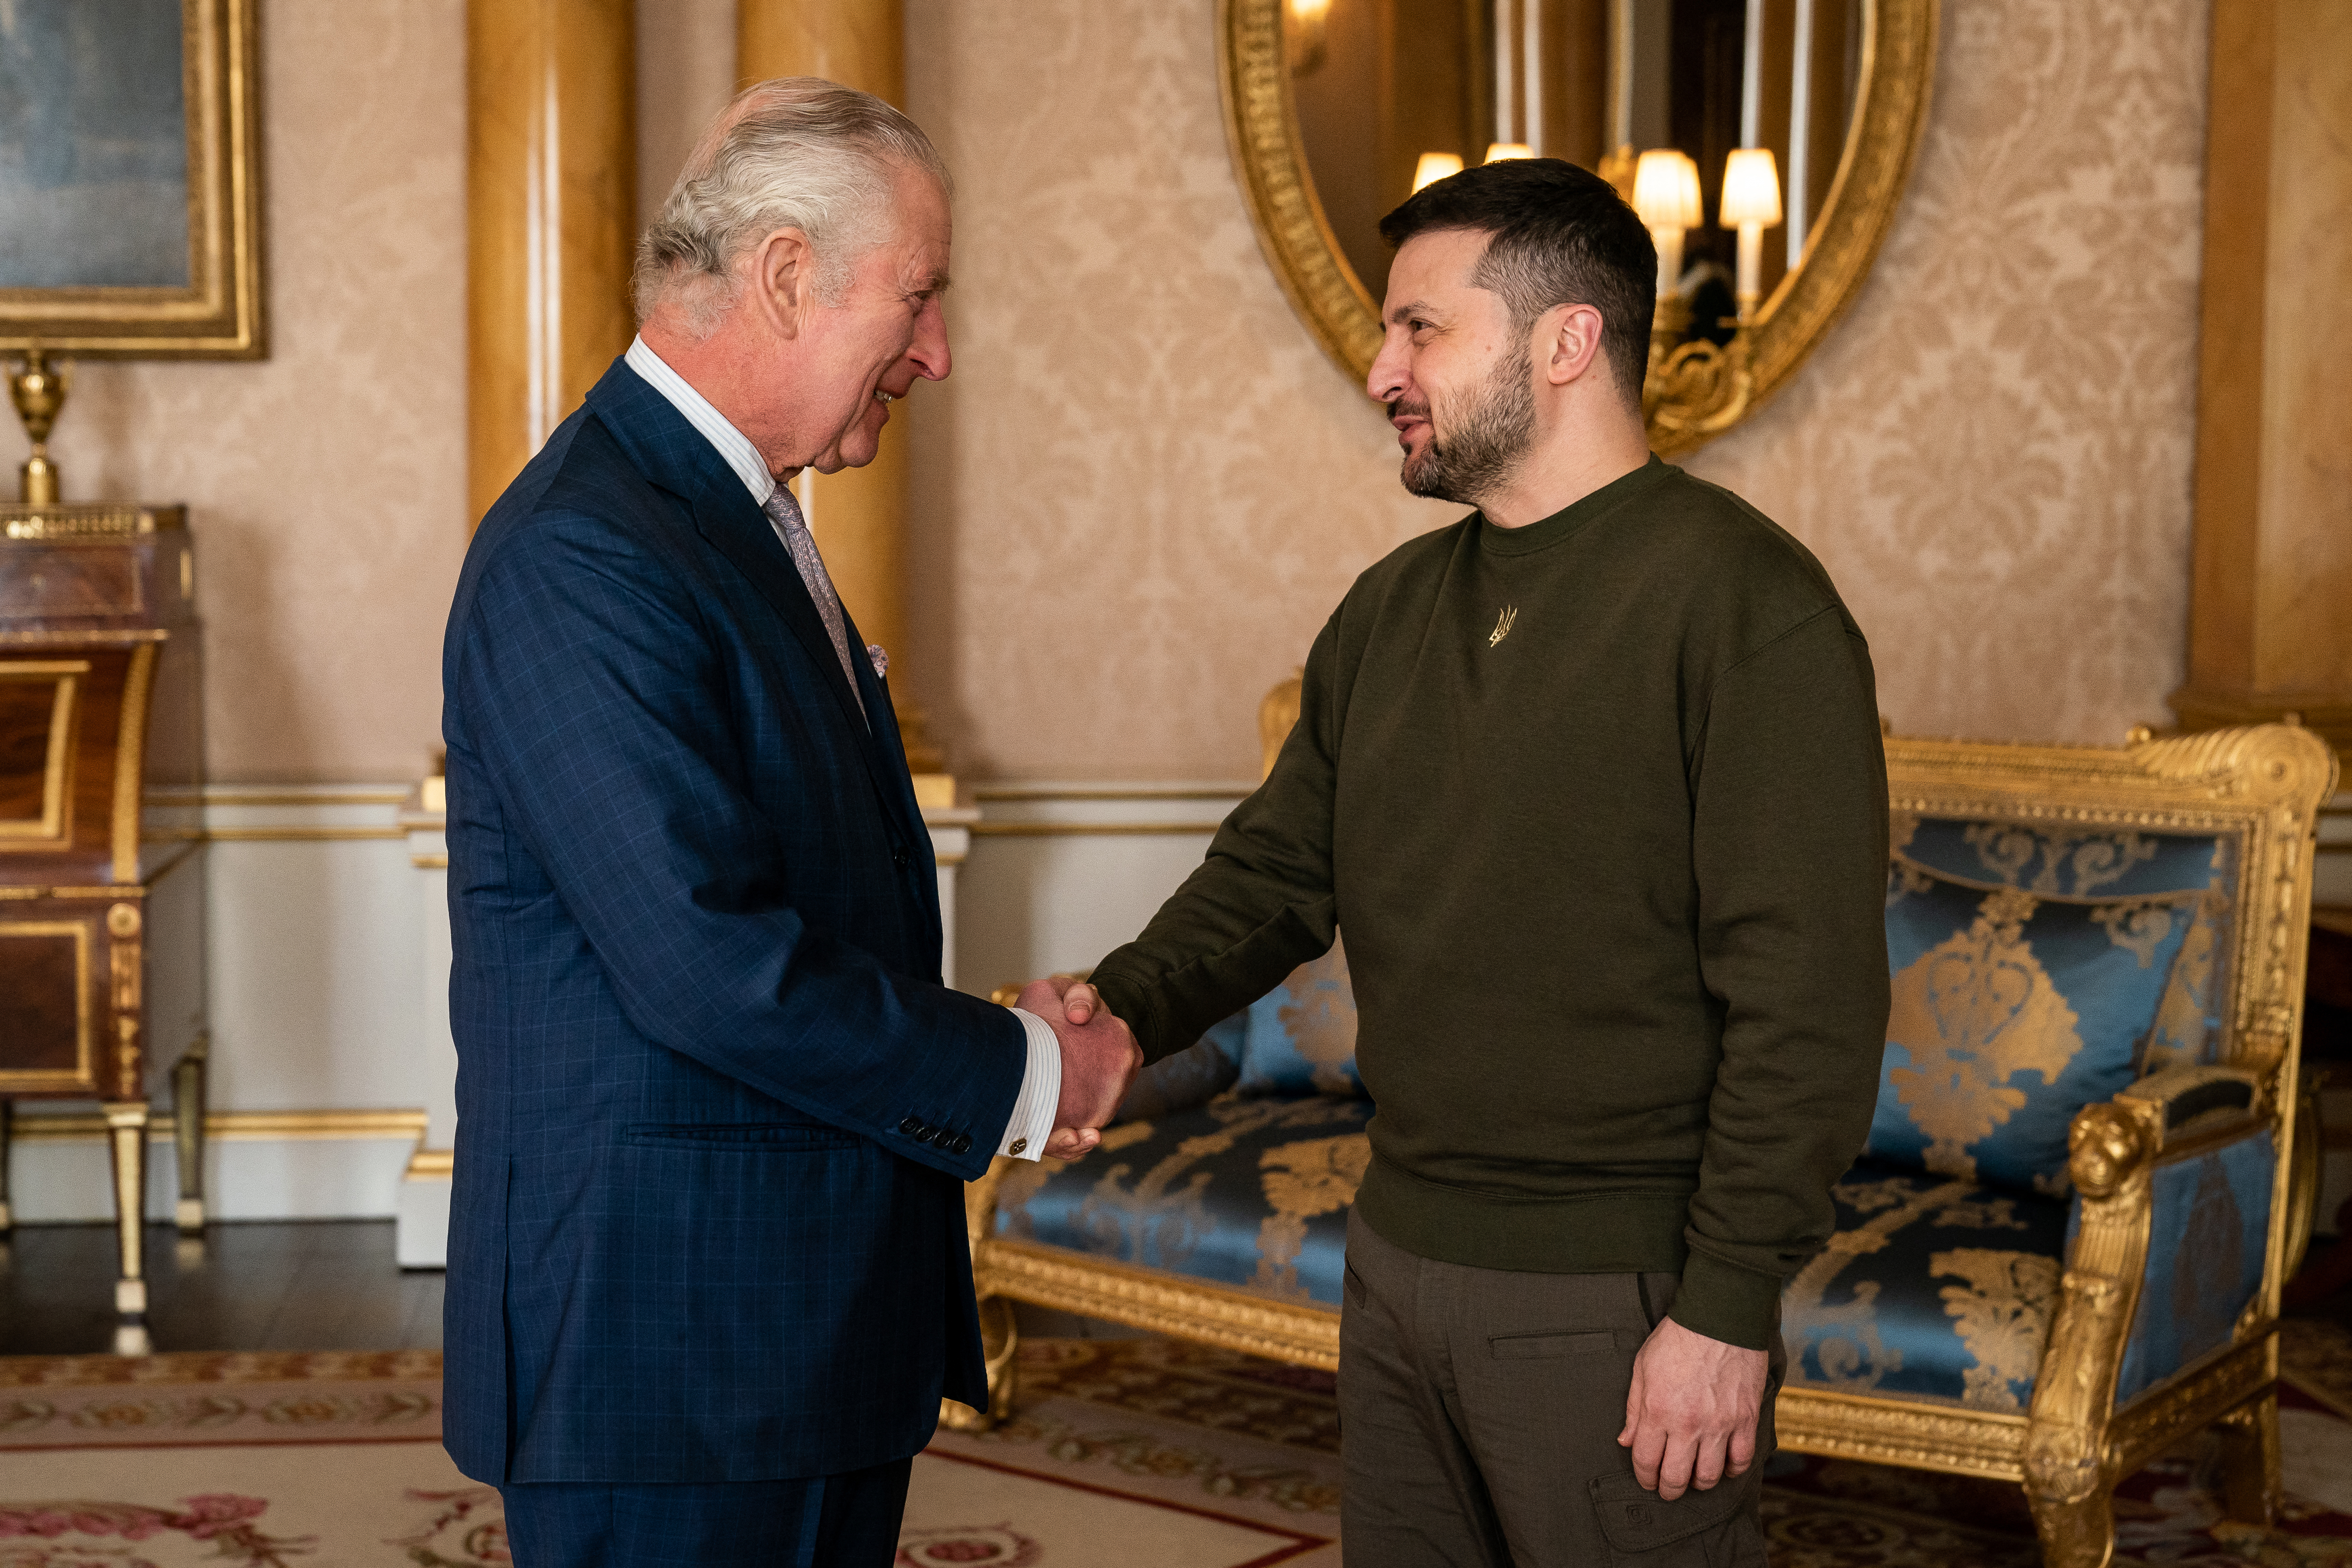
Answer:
[{"left": 1088, "top": 456, "right": 1891, "bottom": 1352}]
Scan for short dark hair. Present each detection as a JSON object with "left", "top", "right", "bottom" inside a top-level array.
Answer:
[{"left": 1378, "top": 158, "right": 1655, "bottom": 407}]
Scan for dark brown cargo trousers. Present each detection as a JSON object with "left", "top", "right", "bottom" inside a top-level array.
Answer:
[{"left": 1338, "top": 1210, "right": 1785, "bottom": 1567}]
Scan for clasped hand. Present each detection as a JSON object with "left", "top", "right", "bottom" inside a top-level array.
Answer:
[{"left": 1019, "top": 977, "right": 1140, "bottom": 1161}]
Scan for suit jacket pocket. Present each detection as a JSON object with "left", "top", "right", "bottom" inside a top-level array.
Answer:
[
  {"left": 621, "top": 1122, "right": 863, "bottom": 1151},
  {"left": 1588, "top": 1469, "right": 1764, "bottom": 1563}
]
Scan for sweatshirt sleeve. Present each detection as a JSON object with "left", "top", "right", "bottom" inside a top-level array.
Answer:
[
  {"left": 1675, "top": 606, "right": 1891, "bottom": 1349},
  {"left": 1087, "top": 614, "right": 1347, "bottom": 1064}
]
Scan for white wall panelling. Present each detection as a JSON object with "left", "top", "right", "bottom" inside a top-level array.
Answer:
[{"left": 954, "top": 785, "right": 1248, "bottom": 1000}]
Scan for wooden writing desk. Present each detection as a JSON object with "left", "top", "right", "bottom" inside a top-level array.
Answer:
[{"left": 1, "top": 503, "right": 206, "bottom": 1355}]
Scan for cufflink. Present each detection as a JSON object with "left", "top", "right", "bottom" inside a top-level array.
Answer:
[{"left": 1009, "top": 1138, "right": 1027, "bottom": 1156}]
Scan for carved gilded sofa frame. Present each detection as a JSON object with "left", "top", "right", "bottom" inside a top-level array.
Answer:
[{"left": 955, "top": 724, "right": 2337, "bottom": 1568}]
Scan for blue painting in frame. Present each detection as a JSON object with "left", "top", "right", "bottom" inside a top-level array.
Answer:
[
  {"left": 0, "top": 0, "right": 263, "bottom": 358},
  {"left": 0, "top": 0, "right": 192, "bottom": 288}
]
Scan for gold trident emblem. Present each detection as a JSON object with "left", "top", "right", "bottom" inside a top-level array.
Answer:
[{"left": 1488, "top": 606, "right": 1517, "bottom": 647}]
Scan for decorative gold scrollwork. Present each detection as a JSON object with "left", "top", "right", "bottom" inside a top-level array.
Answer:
[{"left": 1643, "top": 325, "right": 1753, "bottom": 439}]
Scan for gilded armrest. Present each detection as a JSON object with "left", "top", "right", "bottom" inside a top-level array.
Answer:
[
  {"left": 2025, "top": 1098, "right": 2162, "bottom": 1508},
  {"left": 2116, "top": 1064, "right": 2267, "bottom": 1147},
  {"left": 2026, "top": 1074, "right": 2282, "bottom": 1515}
]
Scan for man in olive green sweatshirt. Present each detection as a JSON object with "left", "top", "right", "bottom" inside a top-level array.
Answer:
[{"left": 1036, "top": 158, "right": 1888, "bottom": 1567}]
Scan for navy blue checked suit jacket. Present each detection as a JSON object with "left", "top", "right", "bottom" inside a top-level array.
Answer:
[{"left": 440, "top": 358, "right": 1025, "bottom": 1485}]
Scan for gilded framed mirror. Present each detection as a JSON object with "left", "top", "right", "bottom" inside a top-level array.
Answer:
[{"left": 1218, "top": 0, "right": 1936, "bottom": 455}]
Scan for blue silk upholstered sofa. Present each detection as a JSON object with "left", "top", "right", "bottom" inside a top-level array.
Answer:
[{"left": 956, "top": 691, "right": 2337, "bottom": 1568}]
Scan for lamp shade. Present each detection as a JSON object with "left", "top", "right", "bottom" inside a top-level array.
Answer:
[
  {"left": 1412, "top": 151, "right": 1465, "bottom": 193},
  {"left": 1719, "top": 148, "right": 1783, "bottom": 228},
  {"left": 1484, "top": 142, "right": 1535, "bottom": 163},
  {"left": 1631, "top": 149, "right": 1702, "bottom": 230}
]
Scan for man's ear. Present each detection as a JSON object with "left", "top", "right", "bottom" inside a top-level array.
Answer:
[
  {"left": 1544, "top": 303, "right": 1607, "bottom": 387},
  {"left": 750, "top": 227, "right": 819, "bottom": 341}
]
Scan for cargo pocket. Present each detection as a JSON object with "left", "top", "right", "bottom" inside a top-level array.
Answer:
[{"left": 1587, "top": 1470, "right": 1766, "bottom": 1567}]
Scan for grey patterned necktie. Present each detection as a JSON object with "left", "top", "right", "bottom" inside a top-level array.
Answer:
[{"left": 760, "top": 483, "right": 868, "bottom": 727}]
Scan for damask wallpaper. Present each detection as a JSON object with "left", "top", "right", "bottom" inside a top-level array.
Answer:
[
  {"left": 1688, "top": 0, "right": 2208, "bottom": 751},
  {"left": 22, "top": 0, "right": 2205, "bottom": 783},
  {"left": 40, "top": 0, "right": 469, "bottom": 783},
  {"left": 905, "top": 0, "right": 2209, "bottom": 780}
]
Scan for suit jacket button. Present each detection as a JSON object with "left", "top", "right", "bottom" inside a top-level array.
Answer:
[
  {"left": 914, "top": 1126, "right": 937, "bottom": 1144},
  {"left": 899, "top": 1115, "right": 925, "bottom": 1137},
  {"left": 892, "top": 845, "right": 911, "bottom": 869},
  {"left": 949, "top": 1133, "right": 973, "bottom": 1155}
]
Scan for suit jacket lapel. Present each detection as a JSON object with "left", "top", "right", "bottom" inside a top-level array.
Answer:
[
  {"left": 583, "top": 358, "right": 922, "bottom": 847},
  {"left": 840, "top": 604, "right": 943, "bottom": 943},
  {"left": 688, "top": 476, "right": 866, "bottom": 727}
]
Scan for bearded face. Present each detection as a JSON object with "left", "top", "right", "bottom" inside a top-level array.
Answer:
[{"left": 1396, "top": 340, "right": 1538, "bottom": 507}]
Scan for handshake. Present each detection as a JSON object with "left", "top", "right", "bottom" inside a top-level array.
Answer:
[{"left": 1021, "top": 977, "right": 1143, "bottom": 1163}]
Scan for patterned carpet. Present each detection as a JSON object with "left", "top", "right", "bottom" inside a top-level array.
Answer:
[{"left": 1, "top": 1324, "right": 2348, "bottom": 1565}]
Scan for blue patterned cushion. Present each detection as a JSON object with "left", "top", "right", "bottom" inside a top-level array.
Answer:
[
  {"left": 994, "top": 1096, "right": 1372, "bottom": 1306},
  {"left": 2116, "top": 1129, "right": 2274, "bottom": 1402},
  {"left": 1871, "top": 864, "right": 2209, "bottom": 1193},
  {"left": 1780, "top": 1159, "right": 2072, "bottom": 1412},
  {"left": 1231, "top": 936, "right": 1365, "bottom": 1099},
  {"left": 1894, "top": 817, "right": 2234, "bottom": 1076}
]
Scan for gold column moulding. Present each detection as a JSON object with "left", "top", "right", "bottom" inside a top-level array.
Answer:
[{"left": 739, "top": 0, "right": 952, "bottom": 787}]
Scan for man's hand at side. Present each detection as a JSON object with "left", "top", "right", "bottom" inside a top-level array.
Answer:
[
  {"left": 1017, "top": 978, "right": 1140, "bottom": 1161},
  {"left": 1618, "top": 1316, "right": 1769, "bottom": 1501}
]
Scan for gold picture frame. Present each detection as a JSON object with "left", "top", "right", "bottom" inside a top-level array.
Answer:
[
  {"left": 0, "top": 0, "right": 265, "bottom": 359},
  {"left": 1214, "top": 0, "right": 1938, "bottom": 457}
]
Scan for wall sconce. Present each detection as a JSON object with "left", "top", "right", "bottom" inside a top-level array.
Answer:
[
  {"left": 1631, "top": 149, "right": 1702, "bottom": 300},
  {"left": 1634, "top": 147, "right": 1774, "bottom": 441},
  {"left": 1287, "top": 0, "right": 1330, "bottom": 75},
  {"left": 1484, "top": 142, "right": 1536, "bottom": 163},
  {"left": 1718, "top": 148, "right": 1784, "bottom": 322},
  {"left": 1412, "top": 152, "right": 1465, "bottom": 193}
]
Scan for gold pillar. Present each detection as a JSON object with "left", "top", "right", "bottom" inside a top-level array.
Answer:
[
  {"left": 2173, "top": 0, "right": 2352, "bottom": 759},
  {"left": 467, "top": 0, "right": 639, "bottom": 528},
  {"left": 740, "top": 1, "right": 949, "bottom": 786}
]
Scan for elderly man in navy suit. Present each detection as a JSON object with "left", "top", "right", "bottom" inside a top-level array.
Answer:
[{"left": 440, "top": 78, "right": 1141, "bottom": 1567}]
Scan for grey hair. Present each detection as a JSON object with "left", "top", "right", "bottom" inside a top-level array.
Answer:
[{"left": 633, "top": 77, "right": 951, "bottom": 336}]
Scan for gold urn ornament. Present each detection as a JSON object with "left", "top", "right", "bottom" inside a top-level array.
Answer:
[{"left": 8, "top": 346, "right": 71, "bottom": 506}]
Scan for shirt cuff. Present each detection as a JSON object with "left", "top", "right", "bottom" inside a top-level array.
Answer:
[{"left": 1000, "top": 1008, "right": 1063, "bottom": 1161}]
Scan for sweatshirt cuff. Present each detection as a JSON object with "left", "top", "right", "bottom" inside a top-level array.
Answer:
[
  {"left": 1086, "top": 969, "right": 1163, "bottom": 1063},
  {"left": 1670, "top": 1246, "right": 1784, "bottom": 1352}
]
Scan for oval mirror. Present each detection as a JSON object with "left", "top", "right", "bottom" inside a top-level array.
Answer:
[{"left": 1218, "top": 0, "right": 1937, "bottom": 455}]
